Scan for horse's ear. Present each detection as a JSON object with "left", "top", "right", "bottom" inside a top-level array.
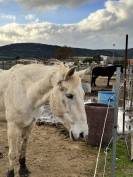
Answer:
[{"left": 64, "top": 67, "right": 76, "bottom": 80}]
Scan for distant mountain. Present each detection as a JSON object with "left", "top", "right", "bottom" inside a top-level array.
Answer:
[{"left": 0, "top": 43, "right": 133, "bottom": 60}]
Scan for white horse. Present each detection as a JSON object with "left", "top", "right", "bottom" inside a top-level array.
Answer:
[
  {"left": 0, "top": 68, "right": 3, "bottom": 72},
  {"left": 0, "top": 63, "right": 88, "bottom": 177}
]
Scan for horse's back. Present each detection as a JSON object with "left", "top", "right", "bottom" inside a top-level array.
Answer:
[
  {"left": 92, "top": 66, "right": 105, "bottom": 76},
  {"left": 92, "top": 65, "right": 116, "bottom": 77}
]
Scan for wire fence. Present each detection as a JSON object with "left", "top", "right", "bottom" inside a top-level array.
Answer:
[
  {"left": 0, "top": 59, "right": 45, "bottom": 70},
  {"left": 0, "top": 60, "right": 17, "bottom": 70}
]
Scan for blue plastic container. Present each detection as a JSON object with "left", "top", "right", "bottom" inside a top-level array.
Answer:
[{"left": 98, "top": 91, "right": 116, "bottom": 107}]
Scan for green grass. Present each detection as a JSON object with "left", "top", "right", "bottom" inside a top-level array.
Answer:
[{"left": 98, "top": 139, "right": 133, "bottom": 177}]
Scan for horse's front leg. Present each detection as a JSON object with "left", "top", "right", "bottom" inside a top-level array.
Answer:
[
  {"left": 91, "top": 76, "right": 97, "bottom": 87},
  {"left": 107, "top": 77, "right": 111, "bottom": 87},
  {"left": 7, "top": 122, "right": 22, "bottom": 177},
  {"left": 94, "top": 77, "right": 97, "bottom": 87},
  {"left": 19, "top": 124, "right": 32, "bottom": 177},
  {"left": 93, "top": 76, "right": 97, "bottom": 87}
]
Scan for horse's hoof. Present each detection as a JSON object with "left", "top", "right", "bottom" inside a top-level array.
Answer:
[
  {"left": 19, "top": 167, "right": 31, "bottom": 177},
  {"left": 6, "top": 169, "right": 14, "bottom": 177}
]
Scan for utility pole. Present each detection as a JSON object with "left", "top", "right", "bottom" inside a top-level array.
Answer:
[{"left": 113, "top": 43, "right": 116, "bottom": 64}]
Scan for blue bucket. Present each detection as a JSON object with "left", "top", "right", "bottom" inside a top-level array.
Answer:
[{"left": 98, "top": 91, "right": 116, "bottom": 107}]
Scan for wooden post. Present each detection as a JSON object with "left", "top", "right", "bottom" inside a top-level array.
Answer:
[{"left": 123, "top": 34, "right": 128, "bottom": 134}]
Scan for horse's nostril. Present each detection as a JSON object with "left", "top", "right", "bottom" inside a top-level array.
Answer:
[{"left": 79, "top": 132, "right": 84, "bottom": 139}]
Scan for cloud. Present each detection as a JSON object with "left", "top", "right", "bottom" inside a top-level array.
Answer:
[
  {"left": 16, "top": 0, "right": 90, "bottom": 10},
  {"left": 25, "top": 14, "right": 39, "bottom": 22},
  {"left": 25, "top": 14, "right": 35, "bottom": 21},
  {"left": 77, "top": 0, "right": 133, "bottom": 47},
  {"left": 0, "top": 0, "right": 133, "bottom": 48},
  {"left": 0, "top": 14, "right": 16, "bottom": 21},
  {"left": 78, "top": 0, "right": 130, "bottom": 31}
]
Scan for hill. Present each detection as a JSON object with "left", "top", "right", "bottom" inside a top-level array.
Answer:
[{"left": 0, "top": 43, "right": 133, "bottom": 60}]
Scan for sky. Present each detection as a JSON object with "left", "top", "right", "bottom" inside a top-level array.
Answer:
[{"left": 0, "top": 0, "right": 133, "bottom": 49}]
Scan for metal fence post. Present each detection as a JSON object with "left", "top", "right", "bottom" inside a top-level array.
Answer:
[{"left": 111, "top": 67, "right": 121, "bottom": 177}]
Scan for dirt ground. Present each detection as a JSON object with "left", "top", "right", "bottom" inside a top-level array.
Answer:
[{"left": 0, "top": 122, "right": 99, "bottom": 177}]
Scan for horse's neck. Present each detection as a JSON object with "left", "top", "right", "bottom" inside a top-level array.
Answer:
[{"left": 27, "top": 65, "right": 64, "bottom": 108}]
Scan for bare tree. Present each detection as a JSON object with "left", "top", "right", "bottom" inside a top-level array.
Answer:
[{"left": 54, "top": 46, "right": 74, "bottom": 60}]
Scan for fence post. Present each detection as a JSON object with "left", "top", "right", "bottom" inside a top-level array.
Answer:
[
  {"left": 129, "top": 66, "right": 133, "bottom": 160},
  {"left": 123, "top": 34, "right": 128, "bottom": 134},
  {"left": 111, "top": 67, "right": 121, "bottom": 177}
]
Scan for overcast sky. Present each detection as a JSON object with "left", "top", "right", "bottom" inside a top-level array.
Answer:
[{"left": 0, "top": 0, "right": 132, "bottom": 49}]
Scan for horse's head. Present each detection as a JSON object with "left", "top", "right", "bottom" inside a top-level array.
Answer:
[{"left": 50, "top": 66, "right": 88, "bottom": 140}]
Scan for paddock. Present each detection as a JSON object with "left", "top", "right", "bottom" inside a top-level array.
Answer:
[
  {"left": 0, "top": 122, "right": 98, "bottom": 177},
  {"left": 0, "top": 62, "right": 133, "bottom": 177}
]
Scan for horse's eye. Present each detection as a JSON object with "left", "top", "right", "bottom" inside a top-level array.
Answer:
[{"left": 65, "top": 93, "right": 74, "bottom": 99}]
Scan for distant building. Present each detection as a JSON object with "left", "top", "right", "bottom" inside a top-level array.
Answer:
[
  {"left": 100, "top": 55, "right": 124, "bottom": 64},
  {"left": 128, "top": 59, "right": 133, "bottom": 65},
  {"left": 100, "top": 55, "right": 108, "bottom": 65}
]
